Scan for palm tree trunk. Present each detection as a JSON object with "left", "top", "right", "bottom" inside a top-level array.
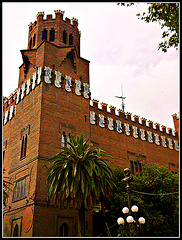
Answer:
[{"left": 78, "top": 199, "right": 86, "bottom": 236}]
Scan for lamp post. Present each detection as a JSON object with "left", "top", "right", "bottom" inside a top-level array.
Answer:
[
  {"left": 122, "top": 168, "right": 133, "bottom": 210},
  {"left": 117, "top": 168, "right": 145, "bottom": 236}
]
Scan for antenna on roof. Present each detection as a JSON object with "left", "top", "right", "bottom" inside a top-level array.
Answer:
[{"left": 115, "top": 85, "right": 126, "bottom": 112}]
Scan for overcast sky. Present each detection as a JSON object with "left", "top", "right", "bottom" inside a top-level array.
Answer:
[{"left": 3, "top": 2, "right": 179, "bottom": 129}]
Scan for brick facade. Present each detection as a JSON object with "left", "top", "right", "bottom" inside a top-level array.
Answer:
[{"left": 3, "top": 11, "right": 179, "bottom": 237}]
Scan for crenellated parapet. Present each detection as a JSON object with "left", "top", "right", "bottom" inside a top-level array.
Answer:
[
  {"left": 3, "top": 65, "right": 91, "bottom": 126},
  {"left": 28, "top": 10, "right": 80, "bottom": 55},
  {"left": 29, "top": 10, "right": 79, "bottom": 32},
  {"left": 89, "top": 100, "right": 179, "bottom": 152}
]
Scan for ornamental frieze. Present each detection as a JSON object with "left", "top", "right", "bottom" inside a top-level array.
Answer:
[
  {"left": 3, "top": 66, "right": 90, "bottom": 125},
  {"left": 89, "top": 110, "right": 179, "bottom": 152}
]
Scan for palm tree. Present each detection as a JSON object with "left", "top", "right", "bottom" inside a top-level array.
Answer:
[{"left": 46, "top": 134, "right": 115, "bottom": 236}]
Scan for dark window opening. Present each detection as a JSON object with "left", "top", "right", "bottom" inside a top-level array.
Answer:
[
  {"left": 20, "top": 134, "right": 27, "bottom": 159},
  {"left": 29, "top": 38, "right": 32, "bottom": 49},
  {"left": 63, "top": 30, "right": 67, "bottom": 44},
  {"left": 134, "top": 161, "right": 138, "bottom": 173},
  {"left": 49, "top": 28, "right": 55, "bottom": 41},
  {"left": 42, "top": 29, "right": 47, "bottom": 41},
  {"left": 13, "top": 224, "right": 19, "bottom": 237},
  {"left": 33, "top": 34, "right": 36, "bottom": 47},
  {"left": 60, "top": 222, "right": 69, "bottom": 237},
  {"left": 130, "top": 160, "right": 143, "bottom": 175},
  {"left": 3, "top": 151, "right": 5, "bottom": 162},
  {"left": 130, "top": 161, "right": 134, "bottom": 175},
  {"left": 69, "top": 34, "right": 73, "bottom": 45}
]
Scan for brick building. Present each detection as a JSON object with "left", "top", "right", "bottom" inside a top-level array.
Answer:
[{"left": 3, "top": 11, "right": 179, "bottom": 237}]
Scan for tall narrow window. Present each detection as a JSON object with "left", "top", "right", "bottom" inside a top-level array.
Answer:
[
  {"left": 67, "top": 134, "right": 71, "bottom": 149},
  {"left": 138, "top": 162, "right": 143, "bottom": 173},
  {"left": 42, "top": 29, "right": 47, "bottom": 41},
  {"left": 69, "top": 34, "right": 73, "bottom": 45},
  {"left": 29, "top": 38, "right": 32, "bottom": 49},
  {"left": 63, "top": 30, "right": 67, "bottom": 44},
  {"left": 49, "top": 28, "right": 55, "bottom": 41},
  {"left": 130, "top": 161, "right": 134, "bottom": 175},
  {"left": 134, "top": 161, "right": 138, "bottom": 173},
  {"left": 3, "top": 151, "right": 5, "bottom": 162},
  {"left": 61, "top": 132, "right": 66, "bottom": 148},
  {"left": 20, "top": 134, "right": 27, "bottom": 159},
  {"left": 20, "top": 136, "right": 24, "bottom": 159},
  {"left": 33, "top": 34, "right": 36, "bottom": 47},
  {"left": 24, "top": 134, "right": 27, "bottom": 157}
]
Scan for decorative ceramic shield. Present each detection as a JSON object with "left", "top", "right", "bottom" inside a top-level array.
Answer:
[{"left": 22, "top": 207, "right": 33, "bottom": 233}]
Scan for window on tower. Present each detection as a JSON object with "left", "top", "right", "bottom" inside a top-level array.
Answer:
[
  {"left": 29, "top": 38, "right": 32, "bottom": 49},
  {"left": 63, "top": 30, "right": 67, "bottom": 44},
  {"left": 49, "top": 28, "right": 55, "bottom": 41},
  {"left": 42, "top": 29, "right": 47, "bottom": 41},
  {"left": 69, "top": 33, "right": 73, "bottom": 45},
  {"left": 33, "top": 34, "right": 36, "bottom": 47}
]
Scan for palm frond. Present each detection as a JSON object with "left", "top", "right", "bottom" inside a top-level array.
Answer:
[{"left": 46, "top": 134, "right": 114, "bottom": 207}]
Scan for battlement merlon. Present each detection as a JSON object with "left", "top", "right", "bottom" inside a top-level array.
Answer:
[
  {"left": 36, "top": 12, "right": 45, "bottom": 23},
  {"left": 172, "top": 113, "right": 179, "bottom": 133}
]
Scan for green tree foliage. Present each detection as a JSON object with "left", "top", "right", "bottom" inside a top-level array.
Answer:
[
  {"left": 46, "top": 134, "right": 115, "bottom": 236},
  {"left": 117, "top": 3, "right": 179, "bottom": 52},
  {"left": 95, "top": 164, "right": 179, "bottom": 237}
]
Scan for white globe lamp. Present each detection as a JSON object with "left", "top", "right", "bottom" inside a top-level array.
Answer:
[
  {"left": 131, "top": 205, "right": 138, "bottom": 213},
  {"left": 126, "top": 216, "right": 134, "bottom": 223},
  {"left": 138, "top": 217, "right": 145, "bottom": 224},
  {"left": 122, "top": 207, "right": 129, "bottom": 214},
  {"left": 117, "top": 217, "right": 125, "bottom": 225}
]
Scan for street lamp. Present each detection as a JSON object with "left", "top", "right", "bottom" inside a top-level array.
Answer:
[
  {"left": 121, "top": 168, "right": 133, "bottom": 210},
  {"left": 117, "top": 168, "right": 145, "bottom": 236},
  {"left": 117, "top": 205, "right": 145, "bottom": 237}
]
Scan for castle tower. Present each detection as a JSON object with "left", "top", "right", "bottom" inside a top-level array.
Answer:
[{"left": 3, "top": 11, "right": 92, "bottom": 237}]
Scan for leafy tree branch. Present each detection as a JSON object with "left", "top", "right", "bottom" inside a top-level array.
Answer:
[{"left": 117, "top": 3, "right": 179, "bottom": 52}]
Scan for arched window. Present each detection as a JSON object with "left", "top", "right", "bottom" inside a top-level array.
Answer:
[
  {"left": 42, "top": 29, "right": 47, "bottom": 41},
  {"left": 63, "top": 30, "right": 67, "bottom": 44},
  {"left": 69, "top": 34, "right": 73, "bottom": 45},
  {"left": 13, "top": 224, "right": 19, "bottom": 237},
  {"left": 49, "top": 28, "right": 55, "bottom": 41},
  {"left": 60, "top": 222, "right": 69, "bottom": 236},
  {"left": 33, "top": 34, "right": 36, "bottom": 47}
]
